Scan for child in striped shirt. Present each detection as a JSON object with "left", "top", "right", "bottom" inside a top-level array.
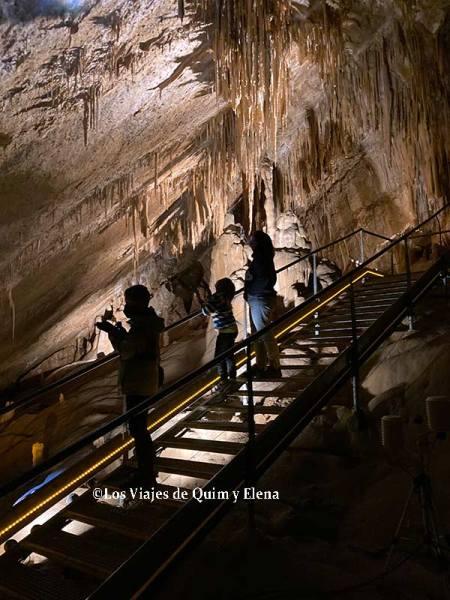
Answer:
[{"left": 202, "top": 278, "right": 238, "bottom": 384}]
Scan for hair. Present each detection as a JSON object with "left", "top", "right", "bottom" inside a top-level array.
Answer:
[
  {"left": 215, "top": 277, "right": 236, "bottom": 300},
  {"left": 124, "top": 284, "right": 151, "bottom": 306},
  {"left": 252, "top": 230, "right": 275, "bottom": 259}
]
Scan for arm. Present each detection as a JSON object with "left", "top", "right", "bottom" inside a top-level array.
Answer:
[
  {"left": 96, "top": 321, "right": 126, "bottom": 352},
  {"left": 115, "top": 309, "right": 165, "bottom": 360},
  {"left": 244, "top": 260, "right": 255, "bottom": 300},
  {"left": 116, "top": 328, "right": 148, "bottom": 360},
  {"left": 201, "top": 293, "right": 219, "bottom": 317},
  {"left": 147, "top": 307, "right": 165, "bottom": 333}
]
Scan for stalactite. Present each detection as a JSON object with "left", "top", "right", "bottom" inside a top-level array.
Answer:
[
  {"left": 7, "top": 286, "right": 15, "bottom": 344},
  {"left": 82, "top": 82, "right": 101, "bottom": 146},
  {"left": 285, "top": 2, "right": 450, "bottom": 221},
  {"left": 132, "top": 203, "right": 139, "bottom": 282},
  {"left": 178, "top": 0, "right": 185, "bottom": 20},
  {"left": 192, "top": 0, "right": 292, "bottom": 226}
]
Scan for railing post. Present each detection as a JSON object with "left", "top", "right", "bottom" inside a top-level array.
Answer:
[
  {"left": 245, "top": 340, "right": 256, "bottom": 530},
  {"left": 443, "top": 259, "right": 449, "bottom": 302},
  {"left": 243, "top": 298, "right": 249, "bottom": 339},
  {"left": 312, "top": 253, "right": 318, "bottom": 296},
  {"left": 121, "top": 396, "right": 129, "bottom": 465},
  {"left": 349, "top": 281, "right": 362, "bottom": 425},
  {"left": 404, "top": 237, "right": 414, "bottom": 331},
  {"left": 437, "top": 216, "right": 443, "bottom": 249},
  {"left": 312, "top": 253, "right": 320, "bottom": 335},
  {"left": 359, "top": 229, "right": 365, "bottom": 265}
]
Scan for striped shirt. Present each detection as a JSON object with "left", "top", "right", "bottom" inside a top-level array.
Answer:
[{"left": 202, "top": 292, "right": 237, "bottom": 333}]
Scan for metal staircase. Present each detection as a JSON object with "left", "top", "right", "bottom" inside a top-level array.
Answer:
[{"left": 0, "top": 205, "right": 448, "bottom": 600}]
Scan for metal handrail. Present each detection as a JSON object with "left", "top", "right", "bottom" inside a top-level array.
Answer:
[
  {"left": 0, "top": 203, "right": 448, "bottom": 561},
  {"left": 2, "top": 201, "right": 448, "bottom": 431},
  {"left": 91, "top": 254, "right": 449, "bottom": 600},
  {"left": 0, "top": 264, "right": 378, "bottom": 497},
  {"left": 2, "top": 203, "right": 449, "bottom": 497},
  {"left": 360, "top": 228, "right": 392, "bottom": 241},
  {"left": 0, "top": 225, "right": 389, "bottom": 416}
]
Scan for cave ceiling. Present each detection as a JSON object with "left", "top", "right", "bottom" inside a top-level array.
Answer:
[{"left": 0, "top": 0, "right": 449, "bottom": 389}]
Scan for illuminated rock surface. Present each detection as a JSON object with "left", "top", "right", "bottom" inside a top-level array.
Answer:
[{"left": 0, "top": 0, "right": 449, "bottom": 393}]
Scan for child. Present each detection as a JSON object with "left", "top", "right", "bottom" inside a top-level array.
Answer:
[{"left": 202, "top": 278, "right": 238, "bottom": 384}]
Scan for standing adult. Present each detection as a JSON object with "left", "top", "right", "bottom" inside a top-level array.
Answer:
[
  {"left": 244, "top": 231, "right": 281, "bottom": 378},
  {"left": 96, "top": 285, "right": 164, "bottom": 487}
]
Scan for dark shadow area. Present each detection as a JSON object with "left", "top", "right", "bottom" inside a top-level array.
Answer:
[
  {"left": 0, "top": 171, "right": 56, "bottom": 226},
  {"left": 149, "top": 33, "right": 214, "bottom": 93}
]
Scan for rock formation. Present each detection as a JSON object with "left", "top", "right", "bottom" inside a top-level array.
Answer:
[{"left": 0, "top": 0, "right": 449, "bottom": 390}]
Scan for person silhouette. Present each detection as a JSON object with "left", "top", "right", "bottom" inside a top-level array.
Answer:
[
  {"left": 244, "top": 231, "right": 281, "bottom": 378},
  {"left": 96, "top": 285, "right": 164, "bottom": 487}
]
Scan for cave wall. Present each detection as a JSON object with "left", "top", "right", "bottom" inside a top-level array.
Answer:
[{"left": 0, "top": 0, "right": 449, "bottom": 390}]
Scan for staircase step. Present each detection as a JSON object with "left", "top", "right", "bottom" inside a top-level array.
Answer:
[
  {"left": 201, "top": 403, "right": 284, "bottom": 415},
  {"left": 182, "top": 419, "right": 264, "bottom": 433},
  {"left": 0, "top": 559, "right": 89, "bottom": 600},
  {"left": 325, "top": 307, "right": 385, "bottom": 316},
  {"left": 355, "top": 286, "right": 406, "bottom": 295},
  {"left": 337, "top": 298, "right": 393, "bottom": 306},
  {"left": 232, "top": 389, "right": 300, "bottom": 398},
  {"left": 279, "top": 353, "right": 337, "bottom": 359},
  {"left": 279, "top": 364, "right": 327, "bottom": 371},
  {"left": 155, "top": 456, "right": 222, "bottom": 479},
  {"left": 353, "top": 291, "right": 404, "bottom": 300},
  {"left": 297, "top": 335, "right": 353, "bottom": 342},
  {"left": 157, "top": 437, "right": 243, "bottom": 455},
  {"left": 357, "top": 280, "right": 411, "bottom": 289},
  {"left": 235, "top": 371, "right": 316, "bottom": 381},
  {"left": 65, "top": 493, "right": 174, "bottom": 541},
  {"left": 294, "top": 325, "right": 365, "bottom": 334},
  {"left": 282, "top": 340, "right": 347, "bottom": 348},
  {"left": 22, "top": 524, "right": 138, "bottom": 579},
  {"left": 101, "top": 467, "right": 188, "bottom": 506},
  {"left": 306, "top": 317, "right": 377, "bottom": 325}
]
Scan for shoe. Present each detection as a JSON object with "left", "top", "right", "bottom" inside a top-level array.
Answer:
[
  {"left": 127, "top": 470, "right": 157, "bottom": 489},
  {"left": 248, "top": 366, "right": 267, "bottom": 379},
  {"left": 263, "top": 367, "right": 282, "bottom": 379},
  {"left": 212, "top": 380, "right": 228, "bottom": 394},
  {"left": 137, "top": 474, "right": 158, "bottom": 490}
]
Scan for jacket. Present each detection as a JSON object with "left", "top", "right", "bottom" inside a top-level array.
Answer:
[
  {"left": 108, "top": 307, "right": 165, "bottom": 396},
  {"left": 244, "top": 251, "right": 277, "bottom": 298},
  {"left": 202, "top": 292, "right": 237, "bottom": 333}
]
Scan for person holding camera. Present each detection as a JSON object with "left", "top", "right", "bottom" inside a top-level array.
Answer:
[{"left": 96, "top": 284, "right": 164, "bottom": 487}]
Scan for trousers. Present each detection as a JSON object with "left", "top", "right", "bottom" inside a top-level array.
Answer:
[
  {"left": 247, "top": 295, "right": 280, "bottom": 370},
  {"left": 215, "top": 331, "right": 237, "bottom": 379},
  {"left": 126, "top": 394, "right": 156, "bottom": 479}
]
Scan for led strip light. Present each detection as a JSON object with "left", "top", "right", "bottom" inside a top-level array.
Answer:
[{"left": 0, "top": 269, "right": 383, "bottom": 540}]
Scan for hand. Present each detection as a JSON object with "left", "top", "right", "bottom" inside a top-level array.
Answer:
[{"left": 95, "top": 321, "right": 116, "bottom": 333}]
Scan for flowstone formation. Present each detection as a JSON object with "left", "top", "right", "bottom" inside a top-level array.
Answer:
[{"left": 0, "top": 0, "right": 449, "bottom": 391}]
